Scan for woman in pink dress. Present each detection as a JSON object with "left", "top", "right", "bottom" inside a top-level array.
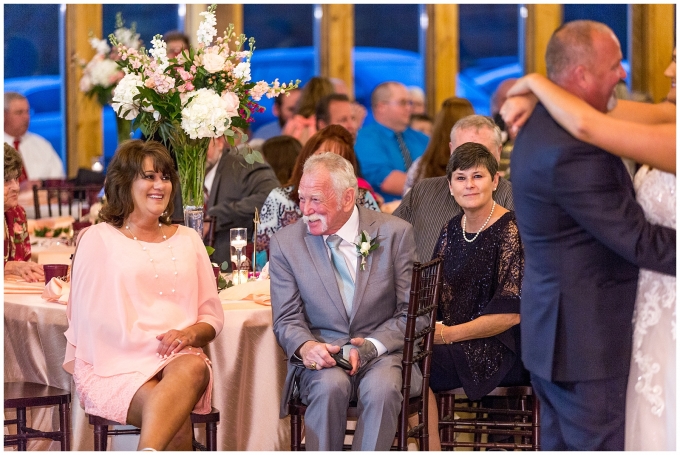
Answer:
[{"left": 64, "top": 140, "right": 224, "bottom": 451}]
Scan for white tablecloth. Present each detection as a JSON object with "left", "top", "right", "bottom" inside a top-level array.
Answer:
[{"left": 3, "top": 291, "right": 290, "bottom": 450}]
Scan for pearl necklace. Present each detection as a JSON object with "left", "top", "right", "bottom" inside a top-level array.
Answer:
[
  {"left": 462, "top": 201, "right": 496, "bottom": 243},
  {"left": 125, "top": 222, "right": 178, "bottom": 296}
]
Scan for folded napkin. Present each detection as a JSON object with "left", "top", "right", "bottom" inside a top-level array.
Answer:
[
  {"left": 41, "top": 278, "right": 70, "bottom": 304},
  {"left": 219, "top": 279, "right": 271, "bottom": 305},
  {"left": 258, "top": 262, "right": 270, "bottom": 280},
  {"left": 4, "top": 276, "right": 45, "bottom": 294}
]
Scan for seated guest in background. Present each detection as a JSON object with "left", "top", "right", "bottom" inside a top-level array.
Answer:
[
  {"left": 282, "top": 77, "right": 336, "bottom": 145},
  {"left": 270, "top": 152, "right": 420, "bottom": 450},
  {"left": 427, "top": 142, "right": 528, "bottom": 449},
  {"left": 251, "top": 88, "right": 301, "bottom": 143},
  {"left": 409, "top": 113, "right": 433, "bottom": 137},
  {"left": 163, "top": 30, "right": 190, "bottom": 59},
  {"left": 261, "top": 135, "right": 303, "bottom": 185},
  {"left": 4, "top": 92, "right": 65, "bottom": 190},
  {"left": 4, "top": 143, "right": 44, "bottom": 282},
  {"left": 258, "top": 125, "right": 379, "bottom": 254},
  {"left": 205, "top": 134, "right": 280, "bottom": 267},
  {"left": 403, "top": 97, "right": 475, "bottom": 195},
  {"left": 316, "top": 94, "right": 358, "bottom": 140},
  {"left": 355, "top": 81, "right": 429, "bottom": 203},
  {"left": 330, "top": 77, "right": 368, "bottom": 132},
  {"left": 408, "top": 86, "right": 426, "bottom": 115},
  {"left": 64, "top": 140, "right": 224, "bottom": 451},
  {"left": 394, "top": 115, "right": 513, "bottom": 263}
]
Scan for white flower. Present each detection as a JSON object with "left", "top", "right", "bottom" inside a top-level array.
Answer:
[
  {"left": 149, "top": 35, "right": 169, "bottom": 71},
  {"left": 360, "top": 242, "right": 371, "bottom": 254},
  {"left": 181, "top": 88, "right": 235, "bottom": 139},
  {"left": 202, "top": 51, "right": 226, "bottom": 73},
  {"left": 85, "top": 57, "right": 121, "bottom": 89},
  {"left": 111, "top": 72, "right": 143, "bottom": 120},
  {"left": 197, "top": 9, "right": 217, "bottom": 46},
  {"left": 79, "top": 74, "right": 93, "bottom": 92},
  {"left": 114, "top": 27, "right": 141, "bottom": 50},
  {"left": 232, "top": 62, "right": 251, "bottom": 82},
  {"left": 89, "top": 37, "right": 111, "bottom": 55}
]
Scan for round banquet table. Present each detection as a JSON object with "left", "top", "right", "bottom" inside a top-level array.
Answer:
[{"left": 3, "top": 291, "right": 290, "bottom": 451}]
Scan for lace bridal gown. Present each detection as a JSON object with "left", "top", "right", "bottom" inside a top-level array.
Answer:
[{"left": 625, "top": 166, "right": 676, "bottom": 451}]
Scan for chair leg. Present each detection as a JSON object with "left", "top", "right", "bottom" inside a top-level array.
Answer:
[
  {"left": 205, "top": 422, "right": 217, "bottom": 451},
  {"left": 438, "top": 394, "right": 453, "bottom": 449},
  {"left": 532, "top": 395, "right": 541, "bottom": 451},
  {"left": 16, "top": 407, "right": 27, "bottom": 451},
  {"left": 59, "top": 402, "right": 71, "bottom": 451},
  {"left": 290, "top": 414, "right": 302, "bottom": 451},
  {"left": 93, "top": 423, "right": 108, "bottom": 451}
]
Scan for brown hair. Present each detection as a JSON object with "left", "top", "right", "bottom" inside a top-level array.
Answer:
[
  {"left": 295, "top": 76, "right": 336, "bottom": 118},
  {"left": 446, "top": 142, "right": 499, "bottom": 183},
  {"left": 261, "top": 135, "right": 303, "bottom": 185},
  {"left": 417, "top": 97, "right": 475, "bottom": 182},
  {"left": 4, "top": 142, "right": 23, "bottom": 181},
  {"left": 286, "top": 125, "right": 358, "bottom": 204},
  {"left": 99, "top": 140, "right": 179, "bottom": 227}
]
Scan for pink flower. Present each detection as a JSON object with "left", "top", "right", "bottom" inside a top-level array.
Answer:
[
  {"left": 221, "top": 91, "right": 240, "bottom": 117},
  {"left": 13, "top": 223, "right": 23, "bottom": 235}
]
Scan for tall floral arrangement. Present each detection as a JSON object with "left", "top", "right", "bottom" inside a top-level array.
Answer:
[
  {"left": 109, "top": 4, "right": 298, "bottom": 222},
  {"left": 78, "top": 13, "right": 141, "bottom": 143}
]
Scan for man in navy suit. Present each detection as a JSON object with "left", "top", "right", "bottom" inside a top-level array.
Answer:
[{"left": 511, "top": 20, "right": 676, "bottom": 450}]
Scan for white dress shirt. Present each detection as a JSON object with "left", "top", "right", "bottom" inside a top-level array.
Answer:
[
  {"left": 5, "top": 132, "right": 65, "bottom": 180},
  {"left": 323, "top": 205, "right": 387, "bottom": 357}
]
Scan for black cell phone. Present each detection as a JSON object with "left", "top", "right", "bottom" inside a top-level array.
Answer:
[{"left": 330, "top": 352, "right": 352, "bottom": 370}]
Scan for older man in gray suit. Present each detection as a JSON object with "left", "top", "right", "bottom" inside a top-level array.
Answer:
[{"left": 270, "top": 152, "right": 420, "bottom": 451}]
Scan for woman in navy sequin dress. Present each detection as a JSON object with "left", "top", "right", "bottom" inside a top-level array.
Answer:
[{"left": 426, "top": 142, "right": 529, "bottom": 448}]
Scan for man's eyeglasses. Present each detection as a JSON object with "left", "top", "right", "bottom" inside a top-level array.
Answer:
[{"left": 384, "top": 99, "right": 413, "bottom": 107}]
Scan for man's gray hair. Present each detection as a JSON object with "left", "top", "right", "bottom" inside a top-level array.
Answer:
[
  {"left": 371, "top": 81, "right": 400, "bottom": 109},
  {"left": 450, "top": 115, "right": 503, "bottom": 150},
  {"left": 303, "top": 152, "right": 358, "bottom": 203},
  {"left": 4, "top": 92, "right": 27, "bottom": 111},
  {"left": 545, "top": 20, "right": 613, "bottom": 82}
]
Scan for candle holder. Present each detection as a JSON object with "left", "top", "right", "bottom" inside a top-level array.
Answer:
[{"left": 230, "top": 228, "right": 248, "bottom": 285}]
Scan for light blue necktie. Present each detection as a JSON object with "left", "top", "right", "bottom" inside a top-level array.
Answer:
[{"left": 326, "top": 234, "right": 355, "bottom": 316}]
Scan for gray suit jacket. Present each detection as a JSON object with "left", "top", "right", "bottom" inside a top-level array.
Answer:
[
  {"left": 394, "top": 176, "right": 514, "bottom": 263},
  {"left": 269, "top": 206, "right": 417, "bottom": 417},
  {"left": 206, "top": 151, "right": 279, "bottom": 265}
]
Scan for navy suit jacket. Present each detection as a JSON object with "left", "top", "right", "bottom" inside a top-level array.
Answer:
[{"left": 511, "top": 104, "right": 675, "bottom": 383}]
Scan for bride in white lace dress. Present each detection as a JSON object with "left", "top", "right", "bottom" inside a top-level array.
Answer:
[
  {"left": 626, "top": 166, "right": 676, "bottom": 450},
  {"left": 501, "top": 48, "right": 677, "bottom": 450}
]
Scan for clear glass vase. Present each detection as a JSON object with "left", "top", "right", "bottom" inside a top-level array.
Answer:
[
  {"left": 115, "top": 115, "right": 132, "bottom": 145},
  {"left": 168, "top": 133, "right": 210, "bottom": 236}
]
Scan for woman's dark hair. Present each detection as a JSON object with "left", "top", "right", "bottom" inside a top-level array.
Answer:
[
  {"left": 261, "top": 135, "right": 303, "bottom": 185},
  {"left": 286, "top": 124, "right": 358, "bottom": 204},
  {"left": 418, "top": 97, "right": 475, "bottom": 183},
  {"left": 99, "top": 140, "right": 179, "bottom": 227},
  {"left": 295, "top": 76, "right": 336, "bottom": 118},
  {"left": 4, "top": 142, "right": 23, "bottom": 181},
  {"left": 446, "top": 142, "right": 499, "bottom": 183}
]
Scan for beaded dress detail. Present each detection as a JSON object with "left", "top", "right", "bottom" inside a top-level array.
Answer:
[
  {"left": 625, "top": 166, "right": 676, "bottom": 451},
  {"left": 432, "top": 211, "right": 524, "bottom": 400}
]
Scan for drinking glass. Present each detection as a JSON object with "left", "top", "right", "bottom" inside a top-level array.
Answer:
[{"left": 230, "top": 228, "right": 248, "bottom": 285}]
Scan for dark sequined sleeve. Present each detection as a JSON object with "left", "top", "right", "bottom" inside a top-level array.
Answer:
[{"left": 482, "top": 218, "right": 523, "bottom": 316}]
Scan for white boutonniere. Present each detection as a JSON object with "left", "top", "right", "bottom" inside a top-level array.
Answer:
[{"left": 353, "top": 230, "right": 379, "bottom": 271}]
